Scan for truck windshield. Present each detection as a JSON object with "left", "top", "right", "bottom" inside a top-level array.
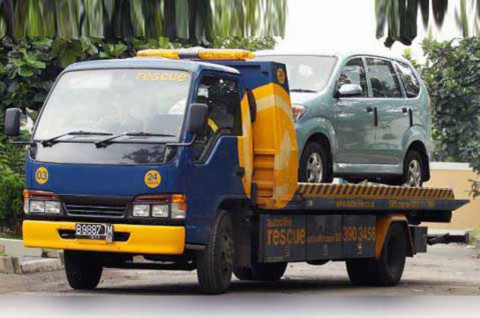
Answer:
[
  {"left": 34, "top": 69, "right": 192, "bottom": 142},
  {"left": 254, "top": 55, "right": 337, "bottom": 92}
]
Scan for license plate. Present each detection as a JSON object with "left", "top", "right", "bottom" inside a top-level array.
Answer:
[{"left": 75, "top": 223, "right": 113, "bottom": 242}]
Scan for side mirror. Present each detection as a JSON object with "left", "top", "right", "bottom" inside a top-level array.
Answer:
[
  {"left": 187, "top": 103, "right": 209, "bottom": 137},
  {"left": 337, "top": 83, "right": 363, "bottom": 98},
  {"left": 246, "top": 89, "right": 257, "bottom": 123},
  {"left": 4, "top": 108, "right": 22, "bottom": 137}
]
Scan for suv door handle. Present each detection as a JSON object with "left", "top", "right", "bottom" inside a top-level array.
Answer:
[
  {"left": 366, "top": 106, "right": 374, "bottom": 112},
  {"left": 402, "top": 107, "right": 408, "bottom": 113}
]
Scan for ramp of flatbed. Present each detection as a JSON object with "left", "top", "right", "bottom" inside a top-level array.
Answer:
[{"left": 298, "top": 183, "right": 455, "bottom": 200}]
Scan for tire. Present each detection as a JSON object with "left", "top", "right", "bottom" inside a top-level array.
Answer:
[
  {"left": 299, "top": 141, "right": 332, "bottom": 183},
  {"left": 233, "top": 267, "right": 254, "bottom": 280},
  {"left": 398, "top": 150, "right": 424, "bottom": 187},
  {"left": 64, "top": 250, "right": 103, "bottom": 290},
  {"left": 196, "top": 211, "right": 235, "bottom": 294},
  {"left": 251, "top": 262, "right": 287, "bottom": 281},
  {"left": 346, "top": 259, "right": 373, "bottom": 286},
  {"left": 234, "top": 262, "right": 287, "bottom": 282},
  {"left": 346, "top": 223, "right": 407, "bottom": 287},
  {"left": 370, "top": 223, "right": 407, "bottom": 286}
]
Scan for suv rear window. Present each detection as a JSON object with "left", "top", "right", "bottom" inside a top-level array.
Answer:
[
  {"left": 395, "top": 62, "right": 420, "bottom": 98},
  {"left": 366, "top": 58, "right": 402, "bottom": 98}
]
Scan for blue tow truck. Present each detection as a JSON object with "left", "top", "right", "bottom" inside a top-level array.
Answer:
[{"left": 4, "top": 48, "right": 468, "bottom": 293}]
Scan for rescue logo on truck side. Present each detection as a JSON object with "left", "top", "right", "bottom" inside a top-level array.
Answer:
[
  {"left": 35, "top": 167, "right": 49, "bottom": 185},
  {"left": 144, "top": 170, "right": 161, "bottom": 188}
]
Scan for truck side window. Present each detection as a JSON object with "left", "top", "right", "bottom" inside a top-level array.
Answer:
[
  {"left": 337, "top": 58, "right": 367, "bottom": 97},
  {"left": 193, "top": 75, "right": 242, "bottom": 160},
  {"left": 366, "top": 58, "right": 402, "bottom": 98}
]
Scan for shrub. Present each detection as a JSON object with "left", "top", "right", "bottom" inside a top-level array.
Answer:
[{"left": 406, "top": 38, "right": 480, "bottom": 197}]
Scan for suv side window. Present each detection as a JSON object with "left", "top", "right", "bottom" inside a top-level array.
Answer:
[
  {"left": 193, "top": 75, "right": 242, "bottom": 160},
  {"left": 366, "top": 58, "right": 402, "bottom": 98},
  {"left": 337, "top": 58, "right": 367, "bottom": 97},
  {"left": 395, "top": 62, "right": 420, "bottom": 98}
]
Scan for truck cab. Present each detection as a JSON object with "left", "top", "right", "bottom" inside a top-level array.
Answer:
[{"left": 5, "top": 49, "right": 299, "bottom": 292}]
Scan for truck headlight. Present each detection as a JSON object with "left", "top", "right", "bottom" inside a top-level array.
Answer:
[
  {"left": 23, "top": 190, "right": 62, "bottom": 214},
  {"left": 45, "top": 201, "right": 61, "bottom": 214},
  {"left": 170, "top": 195, "right": 186, "bottom": 219},
  {"left": 132, "top": 204, "right": 150, "bottom": 217},
  {"left": 152, "top": 204, "right": 169, "bottom": 218},
  {"left": 131, "top": 194, "right": 186, "bottom": 220},
  {"left": 29, "top": 200, "right": 45, "bottom": 213}
]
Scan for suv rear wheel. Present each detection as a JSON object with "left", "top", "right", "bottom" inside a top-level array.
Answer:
[{"left": 299, "top": 142, "right": 332, "bottom": 183}]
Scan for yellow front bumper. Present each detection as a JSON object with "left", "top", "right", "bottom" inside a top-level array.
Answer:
[{"left": 23, "top": 220, "right": 185, "bottom": 255}]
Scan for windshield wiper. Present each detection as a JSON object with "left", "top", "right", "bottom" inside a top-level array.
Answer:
[
  {"left": 41, "top": 131, "right": 112, "bottom": 147},
  {"left": 290, "top": 88, "right": 317, "bottom": 93},
  {"left": 95, "top": 132, "right": 175, "bottom": 148}
]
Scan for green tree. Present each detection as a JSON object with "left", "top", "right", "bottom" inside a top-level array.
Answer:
[
  {"left": 0, "top": 0, "right": 286, "bottom": 45},
  {"left": 404, "top": 38, "right": 480, "bottom": 197},
  {"left": 376, "top": 0, "right": 480, "bottom": 47}
]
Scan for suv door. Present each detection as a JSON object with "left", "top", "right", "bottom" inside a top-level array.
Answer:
[
  {"left": 365, "top": 57, "right": 408, "bottom": 165},
  {"left": 333, "top": 57, "right": 377, "bottom": 165}
]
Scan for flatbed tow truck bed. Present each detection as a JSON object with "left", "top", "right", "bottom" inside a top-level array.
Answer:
[
  {"left": 254, "top": 183, "right": 469, "bottom": 264},
  {"left": 287, "top": 183, "right": 467, "bottom": 217}
]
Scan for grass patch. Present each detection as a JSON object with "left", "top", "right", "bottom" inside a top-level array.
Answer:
[
  {"left": 468, "top": 229, "right": 480, "bottom": 244},
  {"left": 0, "top": 252, "right": 6, "bottom": 257},
  {"left": 42, "top": 248, "right": 58, "bottom": 253},
  {"left": 0, "top": 232, "right": 21, "bottom": 240}
]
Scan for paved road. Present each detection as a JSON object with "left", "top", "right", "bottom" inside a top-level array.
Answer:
[{"left": 1, "top": 244, "right": 479, "bottom": 296}]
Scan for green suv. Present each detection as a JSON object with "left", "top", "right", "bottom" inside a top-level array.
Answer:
[{"left": 255, "top": 52, "right": 432, "bottom": 186}]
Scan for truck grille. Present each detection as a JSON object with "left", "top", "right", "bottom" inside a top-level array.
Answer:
[
  {"left": 65, "top": 203, "right": 127, "bottom": 217},
  {"left": 59, "top": 195, "right": 131, "bottom": 218}
]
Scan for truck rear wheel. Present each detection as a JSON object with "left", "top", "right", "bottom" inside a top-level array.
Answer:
[
  {"left": 64, "top": 250, "right": 103, "bottom": 290},
  {"left": 196, "top": 211, "right": 234, "bottom": 294},
  {"left": 345, "top": 259, "right": 373, "bottom": 286},
  {"left": 234, "top": 262, "right": 287, "bottom": 281},
  {"left": 346, "top": 223, "right": 407, "bottom": 286}
]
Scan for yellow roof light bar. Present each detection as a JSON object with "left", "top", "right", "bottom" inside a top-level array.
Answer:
[
  {"left": 136, "top": 48, "right": 255, "bottom": 61},
  {"left": 136, "top": 49, "right": 180, "bottom": 59}
]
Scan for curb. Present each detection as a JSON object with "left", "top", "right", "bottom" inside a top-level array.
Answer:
[
  {"left": 20, "top": 258, "right": 64, "bottom": 274},
  {"left": 0, "top": 255, "right": 64, "bottom": 274}
]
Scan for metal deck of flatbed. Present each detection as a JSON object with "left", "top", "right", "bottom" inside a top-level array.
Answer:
[{"left": 275, "top": 183, "right": 469, "bottom": 223}]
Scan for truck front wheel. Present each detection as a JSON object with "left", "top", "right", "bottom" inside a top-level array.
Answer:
[
  {"left": 197, "top": 211, "right": 235, "bottom": 294},
  {"left": 346, "top": 223, "right": 407, "bottom": 286},
  {"left": 64, "top": 250, "right": 103, "bottom": 290}
]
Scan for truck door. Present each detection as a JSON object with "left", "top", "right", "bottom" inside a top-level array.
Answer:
[
  {"left": 333, "top": 57, "right": 377, "bottom": 165},
  {"left": 365, "top": 57, "right": 408, "bottom": 165},
  {"left": 186, "top": 73, "right": 252, "bottom": 243}
]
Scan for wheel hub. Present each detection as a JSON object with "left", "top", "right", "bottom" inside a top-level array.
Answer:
[
  {"left": 306, "top": 152, "right": 323, "bottom": 183},
  {"left": 406, "top": 159, "right": 422, "bottom": 187}
]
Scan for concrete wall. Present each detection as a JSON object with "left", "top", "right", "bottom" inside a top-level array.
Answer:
[{"left": 424, "top": 162, "right": 479, "bottom": 230}]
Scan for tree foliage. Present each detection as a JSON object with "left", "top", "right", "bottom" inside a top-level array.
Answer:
[
  {"left": 376, "top": 0, "right": 480, "bottom": 47},
  {"left": 405, "top": 37, "right": 480, "bottom": 197},
  {"left": 0, "top": 0, "right": 286, "bottom": 45}
]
